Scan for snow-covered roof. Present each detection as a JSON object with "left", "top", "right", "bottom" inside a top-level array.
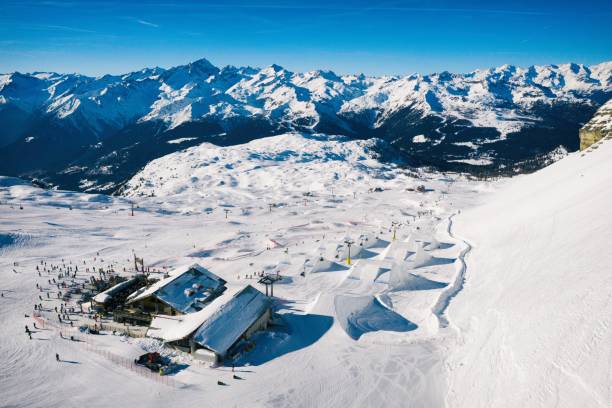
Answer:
[
  {"left": 92, "top": 277, "right": 139, "bottom": 305},
  {"left": 146, "top": 286, "right": 243, "bottom": 342},
  {"left": 126, "top": 263, "right": 226, "bottom": 313},
  {"left": 193, "top": 285, "right": 271, "bottom": 356}
]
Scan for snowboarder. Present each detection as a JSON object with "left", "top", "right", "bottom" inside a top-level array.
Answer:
[{"left": 56, "top": 353, "right": 60, "bottom": 362}]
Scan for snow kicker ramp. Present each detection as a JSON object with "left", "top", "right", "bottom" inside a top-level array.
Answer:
[{"left": 334, "top": 295, "right": 417, "bottom": 340}]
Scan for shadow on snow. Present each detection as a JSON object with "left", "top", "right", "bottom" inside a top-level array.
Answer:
[{"left": 231, "top": 313, "right": 333, "bottom": 367}]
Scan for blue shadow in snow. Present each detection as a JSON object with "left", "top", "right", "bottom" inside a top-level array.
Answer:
[
  {"left": 335, "top": 295, "right": 417, "bottom": 340},
  {"left": 231, "top": 313, "right": 333, "bottom": 367},
  {"left": 421, "top": 257, "right": 456, "bottom": 267}
]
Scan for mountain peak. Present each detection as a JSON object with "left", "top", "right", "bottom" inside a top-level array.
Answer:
[
  {"left": 181, "top": 58, "right": 219, "bottom": 77},
  {"left": 262, "top": 64, "right": 286, "bottom": 75},
  {"left": 189, "top": 57, "right": 217, "bottom": 70},
  {"left": 314, "top": 69, "right": 340, "bottom": 81}
]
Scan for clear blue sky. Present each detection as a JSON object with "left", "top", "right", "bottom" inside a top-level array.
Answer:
[{"left": 1, "top": 0, "right": 611, "bottom": 76}]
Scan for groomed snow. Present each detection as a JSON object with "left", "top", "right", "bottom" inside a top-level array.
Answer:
[{"left": 447, "top": 135, "right": 612, "bottom": 407}]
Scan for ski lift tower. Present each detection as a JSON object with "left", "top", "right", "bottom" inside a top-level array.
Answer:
[{"left": 258, "top": 274, "right": 282, "bottom": 297}]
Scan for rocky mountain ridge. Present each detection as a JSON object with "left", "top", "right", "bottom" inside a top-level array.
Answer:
[{"left": 1, "top": 58, "right": 610, "bottom": 192}]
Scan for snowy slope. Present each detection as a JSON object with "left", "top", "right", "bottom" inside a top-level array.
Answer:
[
  {"left": 447, "top": 124, "right": 612, "bottom": 407},
  {"left": 0, "top": 151, "right": 484, "bottom": 407},
  {"left": 2, "top": 107, "right": 611, "bottom": 407},
  {"left": 122, "top": 133, "right": 397, "bottom": 202}
]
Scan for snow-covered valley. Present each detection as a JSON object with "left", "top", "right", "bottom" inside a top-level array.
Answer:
[{"left": 1, "top": 128, "right": 611, "bottom": 407}]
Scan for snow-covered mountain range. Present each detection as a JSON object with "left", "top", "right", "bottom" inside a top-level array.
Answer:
[{"left": 1, "top": 58, "right": 611, "bottom": 193}]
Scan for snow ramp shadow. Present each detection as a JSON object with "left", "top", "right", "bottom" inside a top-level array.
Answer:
[{"left": 334, "top": 295, "right": 417, "bottom": 340}]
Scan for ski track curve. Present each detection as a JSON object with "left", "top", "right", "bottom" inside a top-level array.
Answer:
[{"left": 432, "top": 212, "right": 472, "bottom": 329}]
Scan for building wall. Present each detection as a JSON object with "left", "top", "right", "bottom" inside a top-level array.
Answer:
[
  {"left": 244, "top": 308, "right": 271, "bottom": 339},
  {"left": 192, "top": 348, "right": 218, "bottom": 365},
  {"left": 132, "top": 297, "right": 181, "bottom": 315}
]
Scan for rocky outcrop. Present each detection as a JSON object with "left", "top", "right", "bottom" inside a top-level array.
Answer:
[{"left": 580, "top": 99, "right": 612, "bottom": 150}]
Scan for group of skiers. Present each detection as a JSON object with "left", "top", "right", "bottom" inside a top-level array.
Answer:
[{"left": 26, "top": 256, "right": 124, "bottom": 364}]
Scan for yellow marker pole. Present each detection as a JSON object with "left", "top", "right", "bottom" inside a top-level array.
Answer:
[{"left": 345, "top": 240, "right": 353, "bottom": 265}]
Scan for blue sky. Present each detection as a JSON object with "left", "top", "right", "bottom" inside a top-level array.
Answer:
[{"left": 1, "top": 0, "right": 611, "bottom": 76}]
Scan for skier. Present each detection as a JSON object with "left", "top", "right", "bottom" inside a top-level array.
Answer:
[{"left": 55, "top": 353, "right": 60, "bottom": 362}]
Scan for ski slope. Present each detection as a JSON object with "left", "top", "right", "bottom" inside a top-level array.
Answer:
[
  {"left": 0, "top": 133, "right": 483, "bottom": 408},
  {"left": 447, "top": 136, "right": 612, "bottom": 407},
  {"left": 1, "top": 130, "right": 611, "bottom": 407}
]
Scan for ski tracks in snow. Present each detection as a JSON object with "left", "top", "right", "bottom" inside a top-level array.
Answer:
[{"left": 432, "top": 212, "right": 472, "bottom": 330}]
